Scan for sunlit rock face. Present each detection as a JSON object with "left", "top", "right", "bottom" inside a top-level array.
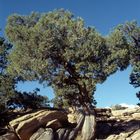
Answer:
[
  {"left": 9, "top": 110, "right": 69, "bottom": 140},
  {"left": 96, "top": 107, "right": 140, "bottom": 140},
  {"left": 0, "top": 107, "right": 140, "bottom": 140}
]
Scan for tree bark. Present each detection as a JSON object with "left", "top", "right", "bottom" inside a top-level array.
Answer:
[
  {"left": 81, "top": 110, "right": 96, "bottom": 140},
  {"left": 68, "top": 112, "right": 85, "bottom": 139},
  {"left": 68, "top": 107, "right": 96, "bottom": 140}
]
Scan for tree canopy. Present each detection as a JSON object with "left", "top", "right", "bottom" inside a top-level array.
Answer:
[
  {"left": 5, "top": 9, "right": 131, "bottom": 109},
  {"left": 118, "top": 21, "right": 140, "bottom": 105},
  {"left": 0, "top": 37, "right": 15, "bottom": 111},
  {"left": 0, "top": 36, "right": 49, "bottom": 113},
  {"left": 2, "top": 9, "right": 140, "bottom": 140}
]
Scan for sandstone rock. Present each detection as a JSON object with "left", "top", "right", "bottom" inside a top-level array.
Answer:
[
  {"left": 67, "top": 113, "right": 77, "bottom": 123},
  {"left": 106, "top": 130, "right": 140, "bottom": 140},
  {"left": 106, "top": 135, "right": 119, "bottom": 140},
  {"left": 132, "top": 113, "right": 140, "bottom": 119},
  {"left": 111, "top": 110, "right": 126, "bottom": 117},
  {"left": 46, "top": 119, "right": 62, "bottom": 130},
  {"left": 95, "top": 108, "right": 111, "bottom": 113},
  {"left": 96, "top": 106, "right": 140, "bottom": 140},
  {"left": 30, "top": 128, "right": 45, "bottom": 140},
  {"left": 0, "top": 128, "right": 8, "bottom": 136},
  {"left": 0, "top": 132, "right": 19, "bottom": 140},
  {"left": 126, "top": 138, "right": 132, "bottom": 140},
  {"left": 119, "top": 131, "right": 134, "bottom": 139},
  {"left": 68, "top": 107, "right": 76, "bottom": 114},
  {"left": 9, "top": 110, "right": 68, "bottom": 140},
  {"left": 54, "top": 128, "right": 71, "bottom": 140},
  {"left": 56, "top": 128, "right": 66, "bottom": 140},
  {"left": 125, "top": 120, "right": 140, "bottom": 132},
  {"left": 96, "top": 123, "right": 112, "bottom": 137},
  {"left": 10, "top": 110, "right": 45, "bottom": 129},
  {"left": 109, "top": 116, "right": 116, "bottom": 119},
  {"left": 36, "top": 128, "right": 54, "bottom": 140},
  {"left": 4, "top": 107, "right": 140, "bottom": 140},
  {"left": 111, "top": 107, "right": 140, "bottom": 117},
  {"left": 62, "top": 129, "right": 71, "bottom": 140},
  {"left": 130, "top": 129, "right": 140, "bottom": 140}
]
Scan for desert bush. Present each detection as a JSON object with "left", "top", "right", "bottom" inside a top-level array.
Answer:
[{"left": 111, "top": 104, "right": 127, "bottom": 110}]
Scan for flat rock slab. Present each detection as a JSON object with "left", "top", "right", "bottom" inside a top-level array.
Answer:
[
  {"left": 36, "top": 128, "right": 54, "bottom": 140},
  {"left": 0, "top": 132, "right": 19, "bottom": 140},
  {"left": 9, "top": 110, "right": 68, "bottom": 140}
]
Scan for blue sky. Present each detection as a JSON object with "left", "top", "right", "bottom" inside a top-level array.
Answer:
[{"left": 1, "top": 0, "right": 140, "bottom": 107}]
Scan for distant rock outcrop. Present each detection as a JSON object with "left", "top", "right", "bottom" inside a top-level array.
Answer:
[{"left": 96, "top": 107, "right": 140, "bottom": 140}]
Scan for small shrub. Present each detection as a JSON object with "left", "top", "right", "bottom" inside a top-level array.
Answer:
[{"left": 111, "top": 104, "right": 127, "bottom": 110}]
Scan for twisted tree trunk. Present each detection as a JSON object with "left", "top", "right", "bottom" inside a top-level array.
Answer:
[
  {"left": 81, "top": 110, "right": 96, "bottom": 140},
  {"left": 68, "top": 107, "right": 96, "bottom": 140}
]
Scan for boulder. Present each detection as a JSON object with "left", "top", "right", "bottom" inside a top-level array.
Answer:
[
  {"left": 62, "top": 129, "right": 71, "bottom": 140},
  {"left": 111, "top": 107, "right": 140, "bottom": 117},
  {"left": 132, "top": 113, "right": 140, "bottom": 119},
  {"left": 96, "top": 123, "right": 112, "bottom": 138},
  {"left": 111, "top": 110, "right": 126, "bottom": 117},
  {"left": 106, "top": 135, "right": 119, "bottom": 140},
  {"left": 9, "top": 110, "right": 68, "bottom": 140},
  {"left": 10, "top": 110, "right": 45, "bottom": 129},
  {"left": 67, "top": 113, "right": 77, "bottom": 124},
  {"left": 46, "top": 119, "right": 62, "bottom": 130},
  {"left": 56, "top": 128, "right": 67, "bottom": 140},
  {"left": 106, "top": 130, "right": 140, "bottom": 140},
  {"left": 30, "top": 128, "right": 45, "bottom": 140},
  {"left": 131, "top": 129, "right": 140, "bottom": 140},
  {"left": 95, "top": 108, "right": 111, "bottom": 113},
  {"left": 35, "top": 128, "right": 54, "bottom": 140},
  {"left": 2, "top": 107, "right": 140, "bottom": 140},
  {"left": 0, "top": 132, "right": 19, "bottom": 140}
]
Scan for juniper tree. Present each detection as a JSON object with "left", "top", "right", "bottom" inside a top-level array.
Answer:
[
  {"left": 5, "top": 9, "right": 132, "bottom": 139},
  {"left": 5, "top": 9, "right": 130, "bottom": 110}
]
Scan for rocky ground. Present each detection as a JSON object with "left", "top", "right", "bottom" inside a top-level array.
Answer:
[
  {"left": 96, "top": 107, "right": 140, "bottom": 140},
  {"left": 0, "top": 107, "right": 140, "bottom": 140}
]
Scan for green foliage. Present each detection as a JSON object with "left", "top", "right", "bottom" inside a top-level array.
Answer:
[
  {"left": 0, "top": 37, "right": 16, "bottom": 127},
  {"left": 5, "top": 9, "right": 132, "bottom": 109},
  {"left": 0, "top": 36, "right": 50, "bottom": 113},
  {"left": 106, "top": 28, "right": 130, "bottom": 71},
  {"left": 118, "top": 21, "right": 140, "bottom": 105},
  {"left": 0, "top": 75, "right": 16, "bottom": 108},
  {"left": 7, "top": 89, "right": 50, "bottom": 110},
  {"left": 0, "top": 37, "right": 12, "bottom": 73},
  {"left": 0, "top": 37, "right": 16, "bottom": 112}
]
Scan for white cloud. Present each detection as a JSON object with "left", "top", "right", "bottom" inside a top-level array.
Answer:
[
  {"left": 105, "top": 106, "right": 111, "bottom": 109},
  {"left": 119, "top": 103, "right": 139, "bottom": 108}
]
